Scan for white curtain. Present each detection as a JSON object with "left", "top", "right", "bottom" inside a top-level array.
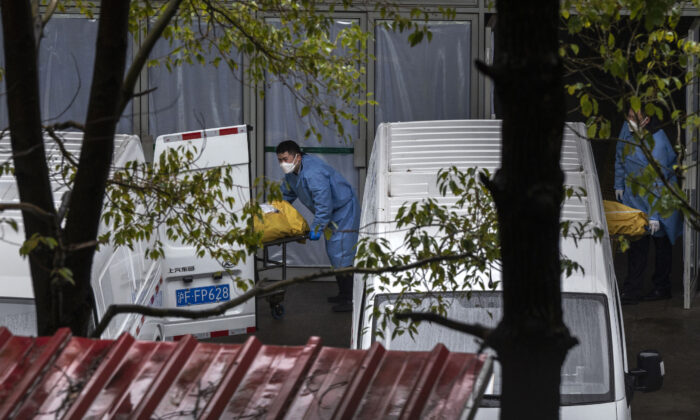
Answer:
[
  {"left": 375, "top": 21, "right": 472, "bottom": 126},
  {"left": 147, "top": 26, "right": 243, "bottom": 137},
  {"left": 39, "top": 18, "right": 133, "bottom": 133},
  {"left": 1, "top": 17, "right": 133, "bottom": 132}
]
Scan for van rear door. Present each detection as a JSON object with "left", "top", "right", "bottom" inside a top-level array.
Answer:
[{"left": 153, "top": 125, "right": 256, "bottom": 340}]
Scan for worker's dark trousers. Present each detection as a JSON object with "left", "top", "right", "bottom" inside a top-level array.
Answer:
[
  {"left": 335, "top": 273, "right": 353, "bottom": 302},
  {"left": 623, "top": 235, "right": 673, "bottom": 298}
]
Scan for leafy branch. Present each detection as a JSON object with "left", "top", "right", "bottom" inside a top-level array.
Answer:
[
  {"left": 91, "top": 250, "right": 481, "bottom": 338},
  {"left": 561, "top": 0, "right": 700, "bottom": 230}
]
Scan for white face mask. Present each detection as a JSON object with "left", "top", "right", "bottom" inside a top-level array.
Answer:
[
  {"left": 280, "top": 154, "right": 298, "bottom": 174},
  {"left": 627, "top": 119, "right": 639, "bottom": 132}
]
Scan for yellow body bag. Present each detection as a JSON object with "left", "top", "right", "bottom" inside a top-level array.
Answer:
[
  {"left": 603, "top": 200, "right": 648, "bottom": 237},
  {"left": 254, "top": 200, "right": 310, "bottom": 243}
]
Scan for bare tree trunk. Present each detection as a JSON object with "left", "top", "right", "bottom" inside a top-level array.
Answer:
[
  {"left": 61, "top": 0, "right": 131, "bottom": 335},
  {"left": 1, "top": 0, "right": 58, "bottom": 335},
  {"left": 480, "top": 1, "right": 577, "bottom": 418}
]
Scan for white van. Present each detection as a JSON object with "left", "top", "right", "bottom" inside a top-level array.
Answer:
[
  {"left": 152, "top": 124, "right": 256, "bottom": 340},
  {"left": 0, "top": 132, "right": 163, "bottom": 340},
  {"left": 352, "top": 120, "right": 664, "bottom": 419},
  {"left": 0, "top": 126, "right": 257, "bottom": 341}
]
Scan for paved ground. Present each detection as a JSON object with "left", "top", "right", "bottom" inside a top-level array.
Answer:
[
  {"left": 622, "top": 293, "right": 700, "bottom": 420},
  {"left": 207, "top": 270, "right": 351, "bottom": 347},
  {"left": 614, "top": 243, "right": 700, "bottom": 420},
  {"left": 208, "top": 253, "right": 700, "bottom": 419}
]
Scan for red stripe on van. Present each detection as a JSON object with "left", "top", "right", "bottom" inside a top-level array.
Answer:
[
  {"left": 246, "top": 327, "right": 256, "bottom": 334},
  {"left": 182, "top": 132, "right": 202, "bottom": 140},
  {"left": 219, "top": 127, "right": 239, "bottom": 136},
  {"left": 210, "top": 330, "right": 229, "bottom": 338}
]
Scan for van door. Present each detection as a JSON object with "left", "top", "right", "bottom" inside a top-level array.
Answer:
[{"left": 154, "top": 125, "right": 256, "bottom": 340}]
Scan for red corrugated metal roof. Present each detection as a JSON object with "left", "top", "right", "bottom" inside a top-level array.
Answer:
[{"left": 0, "top": 327, "right": 491, "bottom": 419}]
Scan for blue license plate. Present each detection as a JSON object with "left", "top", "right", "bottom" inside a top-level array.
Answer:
[{"left": 175, "top": 284, "right": 231, "bottom": 307}]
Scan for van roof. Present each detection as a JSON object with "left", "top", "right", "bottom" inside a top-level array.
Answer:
[
  {"left": 363, "top": 120, "right": 614, "bottom": 296},
  {"left": 0, "top": 132, "right": 142, "bottom": 299}
]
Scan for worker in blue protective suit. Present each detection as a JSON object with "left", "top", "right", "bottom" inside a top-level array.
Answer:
[
  {"left": 276, "top": 140, "right": 360, "bottom": 312},
  {"left": 615, "top": 108, "right": 683, "bottom": 305}
]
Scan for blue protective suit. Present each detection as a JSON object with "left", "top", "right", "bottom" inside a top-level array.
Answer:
[
  {"left": 281, "top": 154, "right": 360, "bottom": 267},
  {"left": 614, "top": 122, "right": 683, "bottom": 244}
]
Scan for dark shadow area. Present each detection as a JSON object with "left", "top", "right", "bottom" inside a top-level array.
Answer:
[
  {"left": 206, "top": 280, "right": 352, "bottom": 348},
  {"left": 615, "top": 241, "right": 700, "bottom": 420}
]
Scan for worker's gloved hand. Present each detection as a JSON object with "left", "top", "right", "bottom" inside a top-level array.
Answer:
[
  {"left": 309, "top": 229, "right": 322, "bottom": 241},
  {"left": 615, "top": 189, "right": 624, "bottom": 201},
  {"left": 649, "top": 220, "right": 660, "bottom": 235}
]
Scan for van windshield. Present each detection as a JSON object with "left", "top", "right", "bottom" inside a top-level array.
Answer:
[{"left": 373, "top": 292, "right": 613, "bottom": 406}]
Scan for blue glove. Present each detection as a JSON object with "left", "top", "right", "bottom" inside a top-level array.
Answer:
[{"left": 309, "top": 229, "right": 322, "bottom": 241}]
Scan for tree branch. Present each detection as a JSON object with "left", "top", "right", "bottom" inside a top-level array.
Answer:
[
  {"left": 44, "top": 127, "right": 79, "bottom": 167},
  {"left": 131, "top": 86, "right": 158, "bottom": 99},
  {"left": 394, "top": 311, "right": 492, "bottom": 341},
  {"left": 91, "top": 250, "right": 481, "bottom": 338},
  {"left": 474, "top": 59, "right": 498, "bottom": 82},
  {"left": 119, "top": 0, "right": 184, "bottom": 115},
  {"left": 618, "top": 129, "right": 700, "bottom": 231},
  {"left": 67, "top": 240, "right": 101, "bottom": 252},
  {"left": 0, "top": 202, "right": 55, "bottom": 219},
  {"left": 48, "top": 121, "right": 85, "bottom": 131},
  {"left": 41, "top": 0, "right": 58, "bottom": 27},
  {"left": 203, "top": 0, "right": 297, "bottom": 68}
]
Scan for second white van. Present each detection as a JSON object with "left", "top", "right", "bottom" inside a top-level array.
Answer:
[{"left": 352, "top": 120, "right": 665, "bottom": 419}]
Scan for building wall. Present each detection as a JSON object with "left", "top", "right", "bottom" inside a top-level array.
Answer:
[{"left": 1, "top": 3, "right": 699, "bottom": 267}]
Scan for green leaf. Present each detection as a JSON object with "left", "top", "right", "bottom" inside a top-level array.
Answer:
[
  {"left": 630, "top": 96, "right": 641, "bottom": 113},
  {"left": 634, "top": 48, "right": 647, "bottom": 62},
  {"left": 587, "top": 123, "right": 598, "bottom": 139},
  {"left": 599, "top": 120, "right": 611, "bottom": 139},
  {"left": 407, "top": 31, "right": 424, "bottom": 47},
  {"left": 581, "top": 94, "right": 593, "bottom": 117},
  {"left": 56, "top": 267, "right": 75, "bottom": 285}
]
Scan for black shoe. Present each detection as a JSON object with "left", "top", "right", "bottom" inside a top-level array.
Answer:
[
  {"left": 641, "top": 289, "right": 672, "bottom": 301},
  {"left": 327, "top": 295, "right": 345, "bottom": 303},
  {"left": 332, "top": 301, "right": 353, "bottom": 312},
  {"left": 620, "top": 293, "right": 638, "bottom": 305}
]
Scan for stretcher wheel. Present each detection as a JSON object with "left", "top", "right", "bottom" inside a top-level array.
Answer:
[{"left": 271, "top": 303, "right": 285, "bottom": 320}]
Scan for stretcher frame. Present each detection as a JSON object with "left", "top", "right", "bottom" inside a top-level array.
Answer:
[{"left": 254, "top": 234, "right": 308, "bottom": 319}]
